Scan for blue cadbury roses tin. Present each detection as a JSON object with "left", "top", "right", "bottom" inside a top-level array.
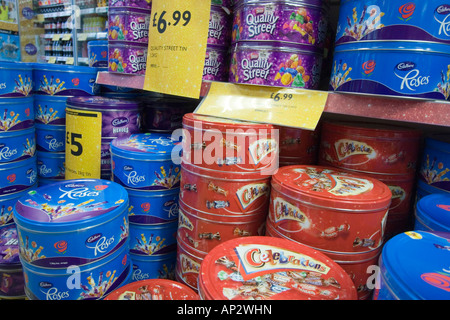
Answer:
[
  {"left": 111, "top": 133, "right": 181, "bottom": 191},
  {"left": 33, "top": 63, "right": 98, "bottom": 96},
  {"left": 129, "top": 220, "right": 178, "bottom": 256},
  {"left": 0, "top": 157, "right": 37, "bottom": 197},
  {"left": 0, "top": 127, "right": 36, "bottom": 163},
  {"left": 0, "top": 186, "right": 36, "bottom": 226},
  {"left": 37, "top": 151, "right": 65, "bottom": 179},
  {"left": 88, "top": 40, "right": 108, "bottom": 68},
  {"left": 13, "top": 179, "right": 129, "bottom": 268},
  {"left": 21, "top": 240, "right": 131, "bottom": 300},
  {"left": 336, "top": 0, "right": 450, "bottom": 45},
  {"left": 127, "top": 187, "right": 179, "bottom": 224},
  {"left": 330, "top": 41, "right": 450, "bottom": 100},
  {"left": 34, "top": 95, "right": 68, "bottom": 125},
  {"left": 375, "top": 231, "right": 450, "bottom": 300},
  {"left": 415, "top": 194, "right": 450, "bottom": 233},
  {"left": 35, "top": 123, "right": 66, "bottom": 152},
  {"left": 419, "top": 134, "right": 450, "bottom": 193},
  {"left": 0, "top": 62, "right": 33, "bottom": 97},
  {"left": 131, "top": 252, "right": 176, "bottom": 281},
  {"left": 0, "top": 97, "right": 34, "bottom": 132}
]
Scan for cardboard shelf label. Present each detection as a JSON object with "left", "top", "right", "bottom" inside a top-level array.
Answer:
[
  {"left": 143, "top": 0, "right": 210, "bottom": 99},
  {"left": 195, "top": 82, "right": 328, "bottom": 130}
]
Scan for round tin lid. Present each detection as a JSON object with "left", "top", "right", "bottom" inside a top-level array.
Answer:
[
  {"left": 111, "top": 133, "right": 180, "bottom": 161},
  {"left": 416, "top": 194, "right": 450, "bottom": 232},
  {"left": 0, "top": 61, "right": 32, "bottom": 70},
  {"left": 199, "top": 236, "right": 358, "bottom": 300},
  {"left": 33, "top": 62, "right": 99, "bottom": 73},
  {"left": 66, "top": 96, "right": 141, "bottom": 110},
  {"left": 271, "top": 165, "right": 392, "bottom": 211},
  {"left": 0, "top": 223, "right": 20, "bottom": 266},
  {"left": 183, "top": 113, "right": 275, "bottom": 132},
  {"left": 13, "top": 179, "right": 128, "bottom": 232},
  {"left": 103, "top": 279, "right": 199, "bottom": 300},
  {"left": 322, "top": 121, "right": 421, "bottom": 140},
  {"left": 380, "top": 231, "right": 450, "bottom": 300},
  {"left": 233, "top": 40, "right": 323, "bottom": 55},
  {"left": 334, "top": 40, "right": 450, "bottom": 56}
]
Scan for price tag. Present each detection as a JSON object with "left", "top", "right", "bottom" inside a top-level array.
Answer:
[
  {"left": 66, "top": 57, "right": 74, "bottom": 65},
  {"left": 78, "top": 33, "right": 88, "bottom": 41},
  {"left": 143, "top": 0, "right": 210, "bottom": 99},
  {"left": 65, "top": 108, "right": 102, "bottom": 179},
  {"left": 195, "top": 82, "right": 329, "bottom": 130},
  {"left": 48, "top": 57, "right": 56, "bottom": 64},
  {"left": 52, "top": 34, "right": 61, "bottom": 41},
  {"left": 62, "top": 33, "right": 72, "bottom": 41}
]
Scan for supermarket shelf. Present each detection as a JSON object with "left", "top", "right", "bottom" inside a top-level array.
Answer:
[
  {"left": 96, "top": 72, "right": 450, "bottom": 127},
  {"left": 77, "top": 32, "right": 107, "bottom": 41}
]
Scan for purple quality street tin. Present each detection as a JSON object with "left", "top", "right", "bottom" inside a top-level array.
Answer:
[
  {"left": 13, "top": 179, "right": 129, "bottom": 269},
  {"left": 230, "top": 41, "right": 323, "bottom": 88},
  {"left": 109, "top": 0, "right": 152, "bottom": 11},
  {"left": 336, "top": 0, "right": 450, "bottom": 45},
  {"left": 108, "top": 7, "right": 151, "bottom": 43},
  {"left": 108, "top": 41, "right": 148, "bottom": 75},
  {"left": 66, "top": 96, "right": 141, "bottom": 139},
  {"left": 204, "top": 44, "right": 229, "bottom": 82},
  {"left": 232, "top": 0, "right": 328, "bottom": 48},
  {"left": 209, "top": 5, "right": 232, "bottom": 46}
]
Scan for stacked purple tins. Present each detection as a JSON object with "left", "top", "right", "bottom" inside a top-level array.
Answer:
[
  {"left": 204, "top": 2, "right": 233, "bottom": 82},
  {"left": 65, "top": 96, "right": 142, "bottom": 180},
  {"left": 331, "top": 1, "right": 450, "bottom": 101},
  {"left": 32, "top": 63, "right": 100, "bottom": 186},
  {"left": 108, "top": 0, "right": 152, "bottom": 75},
  {"left": 229, "top": 0, "right": 328, "bottom": 89},
  {"left": 110, "top": 133, "right": 181, "bottom": 282}
]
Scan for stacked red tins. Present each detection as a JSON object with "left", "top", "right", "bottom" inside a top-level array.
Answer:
[
  {"left": 278, "top": 125, "right": 320, "bottom": 166},
  {"left": 265, "top": 165, "right": 392, "bottom": 300},
  {"left": 176, "top": 113, "right": 278, "bottom": 292},
  {"left": 318, "top": 121, "right": 422, "bottom": 239}
]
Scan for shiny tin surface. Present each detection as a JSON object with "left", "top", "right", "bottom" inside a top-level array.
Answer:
[
  {"left": 198, "top": 236, "right": 358, "bottom": 300},
  {"left": 415, "top": 193, "right": 450, "bottom": 232},
  {"left": 34, "top": 95, "right": 68, "bottom": 125},
  {"left": 130, "top": 252, "right": 176, "bottom": 282},
  {"left": 108, "top": 41, "right": 147, "bottom": 75},
  {"left": 0, "top": 157, "right": 37, "bottom": 196},
  {"left": 0, "top": 97, "right": 34, "bottom": 132},
  {"left": 35, "top": 123, "right": 65, "bottom": 152},
  {"left": 0, "top": 187, "right": 36, "bottom": 226},
  {"left": 375, "top": 231, "right": 450, "bottom": 300},
  {"left": 0, "top": 62, "right": 33, "bottom": 97},
  {"left": 0, "top": 126, "right": 36, "bottom": 163},
  {"left": 37, "top": 151, "right": 65, "bottom": 179},
  {"left": 268, "top": 165, "right": 391, "bottom": 253},
  {"left": 128, "top": 220, "right": 178, "bottom": 256},
  {"left": 419, "top": 134, "right": 450, "bottom": 192},
  {"left": 13, "top": 179, "right": 129, "bottom": 268},
  {"left": 88, "top": 40, "right": 108, "bottom": 68},
  {"left": 175, "top": 235, "right": 206, "bottom": 292},
  {"left": 319, "top": 121, "right": 422, "bottom": 175}
]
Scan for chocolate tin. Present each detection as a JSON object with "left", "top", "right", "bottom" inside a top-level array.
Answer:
[
  {"left": 130, "top": 252, "right": 176, "bottom": 282},
  {"left": 34, "top": 95, "right": 68, "bottom": 126},
  {"left": 35, "top": 124, "right": 65, "bottom": 153},
  {"left": 419, "top": 134, "right": 450, "bottom": 193},
  {"left": 0, "top": 97, "right": 34, "bottom": 132},
  {"left": 0, "top": 127, "right": 36, "bottom": 163},
  {"left": 0, "top": 62, "right": 33, "bottom": 97},
  {"left": 128, "top": 220, "right": 178, "bottom": 256},
  {"left": 0, "top": 157, "right": 37, "bottom": 196},
  {"left": 415, "top": 193, "right": 450, "bottom": 233},
  {"left": 36, "top": 151, "right": 65, "bottom": 180}
]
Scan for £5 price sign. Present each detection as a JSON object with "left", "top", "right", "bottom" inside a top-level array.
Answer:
[
  {"left": 65, "top": 108, "right": 102, "bottom": 179},
  {"left": 143, "top": 0, "right": 210, "bottom": 99}
]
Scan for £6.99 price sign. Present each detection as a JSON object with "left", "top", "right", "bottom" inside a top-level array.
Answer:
[{"left": 143, "top": 0, "right": 210, "bottom": 99}]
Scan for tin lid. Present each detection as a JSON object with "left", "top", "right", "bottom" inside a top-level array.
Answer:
[
  {"left": 33, "top": 95, "right": 70, "bottom": 102},
  {"left": 322, "top": 121, "right": 422, "bottom": 140},
  {"left": 334, "top": 40, "right": 450, "bottom": 56},
  {"left": 66, "top": 96, "right": 141, "bottom": 111},
  {"left": 13, "top": 179, "right": 128, "bottom": 232},
  {"left": 108, "top": 40, "right": 149, "bottom": 48},
  {"left": 0, "top": 156, "right": 36, "bottom": 171},
  {"left": 0, "top": 96, "right": 33, "bottom": 104},
  {"left": 233, "top": 40, "right": 323, "bottom": 55},
  {"left": 111, "top": 133, "right": 180, "bottom": 161},
  {"left": 380, "top": 231, "right": 450, "bottom": 300},
  {"left": 0, "top": 61, "right": 32, "bottom": 71},
  {"left": 235, "top": 0, "right": 325, "bottom": 9},
  {"left": 33, "top": 62, "right": 98, "bottom": 74},
  {"left": 416, "top": 194, "right": 450, "bottom": 232},
  {"left": 88, "top": 40, "right": 108, "bottom": 47},
  {"left": 183, "top": 113, "right": 274, "bottom": 132},
  {"left": 199, "top": 236, "right": 357, "bottom": 300},
  {"left": 0, "top": 125, "right": 35, "bottom": 138},
  {"left": 0, "top": 223, "right": 20, "bottom": 266},
  {"left": 271, "top": 165, "right": 392, "bottom": 211},
  {"left": 103, "top": 279, "right": 199, "bottom": 300},
  {"left": 108, "top": 6, "right": 151, "bottom": 14}
]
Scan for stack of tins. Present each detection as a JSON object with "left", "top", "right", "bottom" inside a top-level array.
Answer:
[
  {"left": 198, "top": 236, "right": 358, "bottom": 300},
  {"left": 0, "top": 62, "right": 37, "bottom": 299},
  {"left": 65, "top": 96, "right": 142, "bottom": 180},
  {"left": 32, "top": 63, "right": 99, "bottom": 186},
  {"left": 176, "top": 113, "right": 278, "bottom": 292},
  {"left": 12, "top": 179, "right": 131, "bottom": 300},
  {"left": 417, "top": 134, "right": 450, "bottom": 200},
  {"left": 318, "top": 121, "right": 422, "bottom": 239},
  {"left": 265, "top": 165, "right": 392, "bottom": 300},
  {"left": 374, "top": 231, "right": 450, "bottom": 300},
  {"left": 229, "top": 0, "right": 328, "bottom": 90},
  {"left": 104, "top": 278, "right": 199, "bottom": 300},
  {"left": 110, "top": 133, "right": 181, "bottom": 282},
  {"left": 278, "top": 124, "right": 320, "bottom": 166}
]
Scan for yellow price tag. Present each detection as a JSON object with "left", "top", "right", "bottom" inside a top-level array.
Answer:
[
  {"left": 65, "top": 108, "right": 102, "bottom": 179},
  {"left": 66, "top": 57, "right": 74, "bottom": 65},
  {"left": 143, "top": 0, "right": 210, "bottom": 99},
  {"left": 195, "top": 82, "right": 329, "bottom": 130},
  {"left": 52, "top": 34, "right": 61, "bottom": 41},
  {"left": 62, "top": 34, "right": 72, "bottom": 41},
  {"left": 78, "top": 33, "right": 88, "bottom": 41},
  {"left": 48, "top": 57, "right": 56, "bottom": 64}
]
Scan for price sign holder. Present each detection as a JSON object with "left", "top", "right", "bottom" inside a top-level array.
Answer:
[
  {"left": 195, "top": 82, "right": 329, "bottom": 130},
  {"left": 143, "top": 0, "right": 210, "bottom": 99},
  {"left": 65, "top": 108, "right": 102, "bottom": 179}
]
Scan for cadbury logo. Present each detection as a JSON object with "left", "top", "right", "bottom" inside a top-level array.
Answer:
[
  {"left": 436, "top": 5, "right": 450, "bottom": 14},
  {"left": 395, "top": 62, "right": 416, "bottom": 71},
  {"left": 111, "top": 117, "right": 129, "bottom": 127}
]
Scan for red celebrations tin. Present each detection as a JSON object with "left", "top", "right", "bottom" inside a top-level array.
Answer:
[
  {"left": 319, "top": 121, "right": 421, "bottom": 175},
  {"left": 181, "top": 113, "right": 278, "bottom": 174},
  {"left": 198, "top": 236, "right": 358, "bottom": 300},
  {"left": 104, "top": 278, "right": 199, "bottom": 300},
  {"left": 180, "top": 161, "right": 271, "bottom": 216},
  {"left": 278, "top": 125, "right": 320, "bottom": 165},
  {"left": 175, "top": 234, "right": 206, "bottom": 292},
  {"left": 268, "top": 165, "right": 392, "bottom": 253}
]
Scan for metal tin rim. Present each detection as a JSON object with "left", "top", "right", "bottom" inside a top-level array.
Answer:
[
  {"left": 0, "top": 126, "right": 35, "bottom": 137},
  {"left": 0, "top": 156, "right": 36, "bottom": 171},
  {"left": 232, "top": 40, "right": 323, "bottom": 55},
  {"left": 234, "top": 0, "right": 326, "bottom": 11},
  {"left": 334, "top": 40, "right": 450, "bottom": 55}
]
